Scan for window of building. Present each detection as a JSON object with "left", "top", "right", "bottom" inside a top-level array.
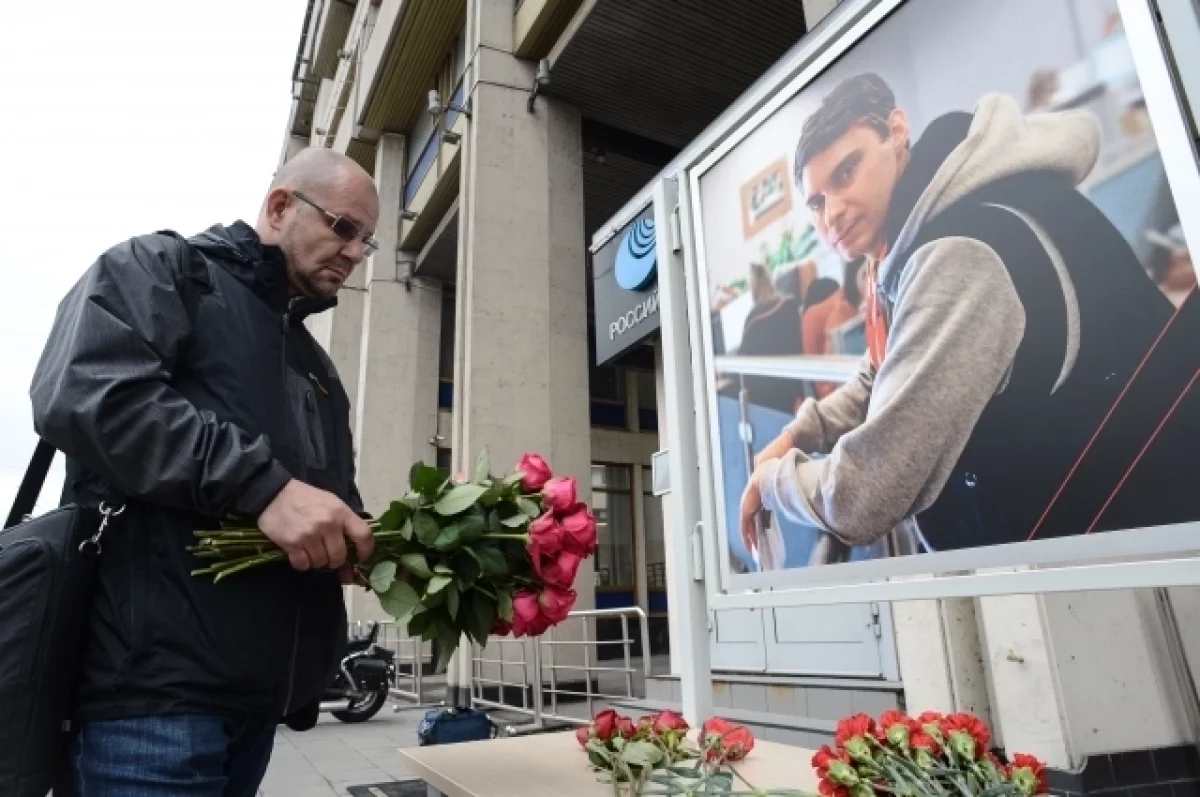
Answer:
[{"left": 592, "top": 464, "right": 635, "bottom": 590}]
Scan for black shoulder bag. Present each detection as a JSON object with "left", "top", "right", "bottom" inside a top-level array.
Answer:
[{"left": 0, "top": 440, "right": 124, "bottom": 797}]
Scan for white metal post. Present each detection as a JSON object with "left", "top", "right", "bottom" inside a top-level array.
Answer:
[{"left": 653, "top": 177, "right": 714, "bottom": 725}]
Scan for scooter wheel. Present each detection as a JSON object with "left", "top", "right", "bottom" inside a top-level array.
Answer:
[{"left": 333, "top": 689, "right": 388, "bottom": 723}]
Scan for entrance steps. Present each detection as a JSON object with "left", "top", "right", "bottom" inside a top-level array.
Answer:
[{"left": 608, "top": 673, "right": 904, "bottom": 748}]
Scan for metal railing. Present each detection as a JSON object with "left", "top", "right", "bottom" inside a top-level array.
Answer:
[
  {"left": 353, "top": 620, "right": 437, "bottom": 707},
  {"left": 470, "top": 606, "right": 652, "bottom": 734}
]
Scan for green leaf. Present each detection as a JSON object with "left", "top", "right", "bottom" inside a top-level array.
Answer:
[
  {"left": 435, "top": 628, "right": 460, "bottom": 672},
  {"left": 501, "top": 513, "right": 529, "bottom": 529},
  {"left": 476, "top": 547, "right": 508, "bottom": 575},
  {"left": 502, "top": 470, "right": 524, "bottom": 489},
  {"left": 622, "top": 741, "right": 664, "bottom": 769},
  {"left": 410, "top": 462, "right": 447, "bottom": 497},
  {"left": 474, "top": 448, "right": 491, "bottom": 484},
  {"left": 458, "top": 506, "right": 487, "bottom": 541},
  {"left": 487, "top": 510, "right": 504, "bottom": 534},
  {"left": 498, "top": 589, "right": 514, "bottom": 623},
  {"left": 427, "top": 574, "right": 452, "bottom": 595},
  {"left": 446, "top": 583, "right": 460, "bottom": 619},
  {"left": 479, "top": 485, "right": 504, "bottom": 506},
  {"left": 515, "top": 497, "right": 541, "bottom": 518},
  {"left": 433, "top": 564, "right": 453, "bottom": 575},
  {"left": 453, "top": 550, "right": 482, "bottom": 586},
  {"left": 398, "top": 518, "right": 414, "bottom": 541},
  {"left": 377, "top": 501, "right": 410, "bottom": 532},
  {"left": 369, "top": 561, "right": 397, "bottom": 593},
  {"left": 412, "top": 512, "right": 440, "bottom": 546},
  {"left": 408, "top": 610, "right": 432, "bottom": 637},
  {"left": 433, "top": 484, "right": 488, "bottom": 516},
  {"left": 399, "top": 553, "right": 432, "bottom": 580},
  {"left": 432, "top": 523, "right": 462, "bottom": 552},
  {"left": 378, "top": 580, "right": 420, "bottom": 624},
  {"left": 467, "top": 590, "right": 495, "bottom": 645}
]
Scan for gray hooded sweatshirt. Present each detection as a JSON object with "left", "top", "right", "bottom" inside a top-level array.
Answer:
[{"left": 756, "top": 94, "right": 1102, "bottom": 548}]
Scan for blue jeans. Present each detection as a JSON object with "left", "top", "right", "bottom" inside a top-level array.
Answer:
[{"left": 59, "top": 714, "right": 278, "bottom": 797}]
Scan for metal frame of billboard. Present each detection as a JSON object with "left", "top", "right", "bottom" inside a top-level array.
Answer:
[{"left": 661, "top": 0, "right": 1200, "bottom": 610}]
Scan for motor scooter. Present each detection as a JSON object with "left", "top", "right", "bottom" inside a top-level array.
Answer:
[{"left": 320, "top": 621, "right": 395, "bottom": 723}]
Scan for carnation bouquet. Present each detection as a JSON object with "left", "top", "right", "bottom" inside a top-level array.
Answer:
[
  {"left": 815, "top": 711, "right": 1047, "bottom": 797},
  {"left": 575, "top": 709, "right": 1048, "bottom": 797},
  {"left": 190, "top": 451, "right": 597, "bottom": 669}
]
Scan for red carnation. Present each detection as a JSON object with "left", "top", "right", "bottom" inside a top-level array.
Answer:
[
  {"left": 1009, "top": 753, "right": 1048, "bottom": 796},
  {"left": 943, "top": 713, "right": 990, "bottom": 759},
  {"left": 834, "top": 713, "right": 877, "bottom": 746},
  {"left": 818, "top": 781, "right": 851, "bottom": 797},
  {"left": 878, "top": 710, "right": 919, "bottom": 747},
  {"left": 910, "top": 732, "right": 938, "bottom": 752},
  {"left": 812, "top": 745, "right": 837, "bottom": 773}
]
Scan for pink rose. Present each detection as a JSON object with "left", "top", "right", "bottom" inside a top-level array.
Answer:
[
  {"left": 542, "top": 477, "right": 577, "bottom": 513},
  {"left": 527, "top": 512, "right": 564, "bottom": 557},
  {"left": 517, "top": 453, "right": 553, "bottom": 492},
  {"left": 539, "top": 585, "right": 577, "bottom": 626},
  {"left": 575, "top": 725, "right": 591, "bottom": 747},
  {"left": 653, "top": 710, "right": 690, "bottom": 734},
  {"left": 616, "top": 716, "right": 637, "bottom": 738},
  {"left": 560, "top": 503, "right": 598, "bottom": 557},
  {"left": 534, "top": 550, "right": 583, "bottom": 589},
  {"left": 593, "top": 709, "right": 620, "bottom": 741},
  {"left": 512, "top": 590, "right": 548, "bottom": 638}
]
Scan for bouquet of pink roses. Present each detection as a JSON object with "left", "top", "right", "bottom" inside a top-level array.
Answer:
[{"left": 190, "top": 450, "right": 597, "bottom": 669}]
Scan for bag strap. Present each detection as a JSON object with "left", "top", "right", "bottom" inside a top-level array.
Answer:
[{"left": 4, "top": 439, "right": 56, "bottom": 529}]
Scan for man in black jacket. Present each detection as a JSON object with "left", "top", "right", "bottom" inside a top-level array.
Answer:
[{"left": 31, "top": 147, "right": 379, "bottom": 795}]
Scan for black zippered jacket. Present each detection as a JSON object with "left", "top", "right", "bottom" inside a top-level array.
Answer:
[{"left": 30, "top": 221, "right": 361, "bottom": 723}]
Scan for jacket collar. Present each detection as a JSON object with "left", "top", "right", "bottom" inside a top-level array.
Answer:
[{"left": 189, "top": 221, "right": 338, "bottom": 322}]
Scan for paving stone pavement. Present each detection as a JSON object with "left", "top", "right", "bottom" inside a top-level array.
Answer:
[{"left": 256, "top": 706, "right": 429, "bottom": 797}]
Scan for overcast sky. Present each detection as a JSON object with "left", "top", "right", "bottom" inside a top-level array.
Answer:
[{"left": 0, "top": 0, "right": 305, "bottom": 516}]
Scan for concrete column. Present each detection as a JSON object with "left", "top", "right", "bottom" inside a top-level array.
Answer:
[
  {"left": 346, "top": 132, "right": 443, "bottom": 623},
  {"left": 453, "top": 0, "right": 593, "bottom": 687},
  {"left": 453, "top": 0, "right": 593, "bottom": 598},
  {"left": 892, "top": 595, "right": 993, "bottom": 731}
]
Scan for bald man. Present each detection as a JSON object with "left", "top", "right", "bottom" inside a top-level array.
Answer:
[{"left": 31, "top": 148, "right": 381, "bottom": 796}]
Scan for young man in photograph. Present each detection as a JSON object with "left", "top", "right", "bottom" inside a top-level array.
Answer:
[{"left": 741, "top": 72, "right": 1198, "bottom": 561}]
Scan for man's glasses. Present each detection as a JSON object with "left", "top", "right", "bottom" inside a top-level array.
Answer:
[{"left": 292, "top": 191, "right": 379, "bottom": 257}]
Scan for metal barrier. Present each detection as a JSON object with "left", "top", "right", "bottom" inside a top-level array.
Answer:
[
  {"left": 353, "top": 620, "right": 436, "bottom": 707},
  {"left": 470, "top": 606, "right": 652, "bottom": 734}
]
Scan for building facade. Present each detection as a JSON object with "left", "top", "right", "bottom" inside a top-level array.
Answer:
[{"left": 278, "top": 0, "right": 1200, "bottom": 789}]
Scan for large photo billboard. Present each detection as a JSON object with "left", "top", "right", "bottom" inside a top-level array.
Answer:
[{"left": 691, "top": 0, "right": 1199, "bottom": 581}]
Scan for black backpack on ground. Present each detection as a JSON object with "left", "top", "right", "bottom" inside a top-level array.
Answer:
[{"left": 0, "top": 440, "right": 124, "bottom": 797}]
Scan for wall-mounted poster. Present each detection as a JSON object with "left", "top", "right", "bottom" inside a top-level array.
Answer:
[
  {"left": 690, "top": 0, "right": 1199, "bottom": 583},
  {"left": 740, "top": 158, "right": 794, "bottom": 239}
]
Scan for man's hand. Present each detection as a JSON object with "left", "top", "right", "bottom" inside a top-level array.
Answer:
[
  {"left": 754, "top": 430, "right": 794, "bottom": 469},
  {"left": 258, "top": 479, "right": 375, "bottom": 571},
  {"left": 740, "top": 469, "right": 766, "bottom": 556}
]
